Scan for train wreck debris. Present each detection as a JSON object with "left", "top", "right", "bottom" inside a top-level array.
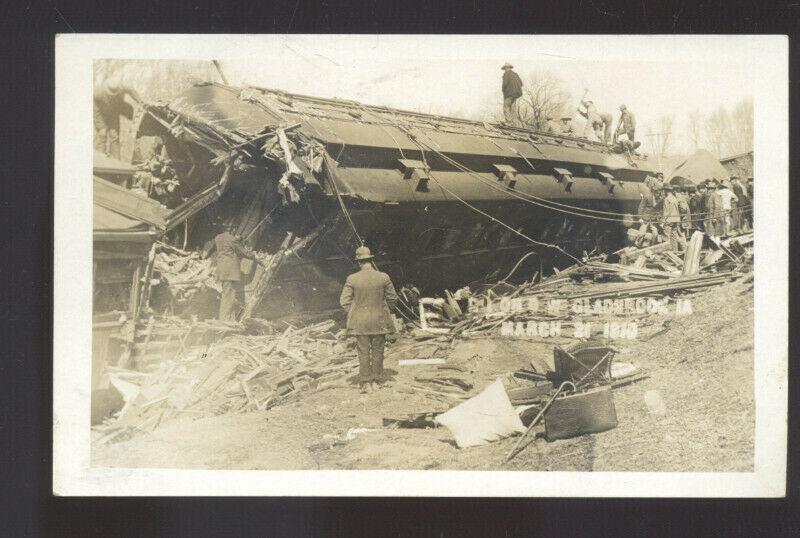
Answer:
[
  {"left": 92, "top": 219, "right": 751, "bottom": 436},
  {"left": 88, "top": 65, "right": 755, "bottom": 478}
]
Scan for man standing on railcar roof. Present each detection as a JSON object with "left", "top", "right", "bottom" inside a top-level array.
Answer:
[
  {"left": 615, "top": 104, "right": 636, "bottom": 143},
  {"left": 501, "top": 63, "right": 524, "bottom": 127}
]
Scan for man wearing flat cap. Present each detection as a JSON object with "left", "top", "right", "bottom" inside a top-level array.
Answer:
[
  {"left": 705, "top": 180, "right": 725, "bottom": 239},
  {"left": 340, "top": 246, "right": 399, "bottom": 393},
  {"left": 687, "top": 184, "right": 702, "bottom": 232},
  {"left": 701, "top": 180, "right": 715, "bottom": 235},
  {"left": 559, "top": 114, "right": 575, "bottom": 135},
  {"left": 501, "top": 63, "right": 524, "bottom": 127},
  {"left": 661, "top": 184, "right": 684, "bottom": 251},
  {"left": 615, "top": 104, "right": 636, "bottom": 143}
]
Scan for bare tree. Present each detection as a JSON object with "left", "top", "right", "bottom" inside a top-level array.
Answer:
[
  {"left": 731, "top": 98, "right": 753, "bottom": 155},
  {"left": 516, "top": 71, "right": 572, "bottom": 130},
  {"left": 645, "top": 114, "right": 676, "bottom": 159},
  {"left": 704, "top": 105, "right": 733, "bottom": 156},
  {"left": 702, "top": 99, "right": 753, "bottom": 157},
  {"left": 94, "top": 59, "right": 222, "bottom": 102},
  {"left": 686, "top": 109, "right": 703, "bottom": 152}
]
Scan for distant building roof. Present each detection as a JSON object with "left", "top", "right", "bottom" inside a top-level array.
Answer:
[{"left": 666, "top": 149, "right": 730, "bottom": 185}]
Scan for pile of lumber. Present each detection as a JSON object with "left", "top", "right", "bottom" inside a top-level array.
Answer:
[
  {"left": 131, "top": 316, "right": 243, "bottom": 371},
  {"left": 95, "top": 319, "right": 354, "bottom": 444},
  {"left": 154, "top": 250, "right": 219, "bottom": 303}
]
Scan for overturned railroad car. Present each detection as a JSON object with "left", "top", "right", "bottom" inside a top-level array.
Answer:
[{"left": 130, "top": 83, "right": 656, "bottom": 317}]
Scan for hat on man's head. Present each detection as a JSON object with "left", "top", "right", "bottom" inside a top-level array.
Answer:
[
  {"left": 662, "top": 184, "right": 673, "bottom": 191},
  {"left": 730, "top": 174, "right": 740, "bottom": 179},
  {"left": 655, "top": 171, "right": 664, "bottom": 178},
  {"left": 686, "top": 184, "right": 697, "bottom": 191},
  {"left": 501, "top": 62, "right": 513, "bottom": 70},
  {"left": 354, "top": 246, "right": 374, "bottom": 261},
  {"left": 619, "top": 104, "right": 627, "bottom": 111},
  {"left": 561, "top": 114, "right": 572, "bottom": 120}
]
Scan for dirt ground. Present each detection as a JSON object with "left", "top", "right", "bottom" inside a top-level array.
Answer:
[{"left": 92, "top": 278, "right": 754, "bottom": 472}]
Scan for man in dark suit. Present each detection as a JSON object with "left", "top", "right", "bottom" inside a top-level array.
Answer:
[
  {"left": 501, "top": 62, "right": 524, "bottom": 127},
  {"left": 729, "top": 175, "right": 749, "bottom": 233},
  {"left": 211, "top": 224, "right": 262, "bottom": 322},
  {"left": 339, "top": 246, "right": 399, "bottom": 393}
]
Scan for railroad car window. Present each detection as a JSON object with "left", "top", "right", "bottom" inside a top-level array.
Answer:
[
  {"left": 497, "top": 228, "right": 513, "bottom": 247},
  {"left": 440, "top": 228, "right": 462, "bottom": 253},
  {"left": 462, "top": 222, "right": 486, "bottom": 251},
  {"left": 422, "top": 228, "right": 447, "bottom": 253}
]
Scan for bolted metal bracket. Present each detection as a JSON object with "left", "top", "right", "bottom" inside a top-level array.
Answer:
[
  {"left": 553, "top": 167, "right": 574, "bottom": 192},
  {"left": 398, "top": 159, "right": 431, "bottom": 192},
  {"left": 493, "top": 163, "right": 518, "bottom": 190}
]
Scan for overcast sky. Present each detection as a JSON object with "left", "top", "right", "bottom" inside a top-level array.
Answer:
[{"left": 138, "top": 36, "right": 757, "bottom": 156}]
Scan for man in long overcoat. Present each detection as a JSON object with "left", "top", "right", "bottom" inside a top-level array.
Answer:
[
  {"left": 211, "top": 224, "right": 261, "bottom": 321},
  {"left": 339, "top": 246, "right": 399, "bottom": 393}
]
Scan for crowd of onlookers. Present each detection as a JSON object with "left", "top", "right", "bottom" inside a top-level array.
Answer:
[{"left": 635, "top": 172, "right": 753, "bottom": 250}]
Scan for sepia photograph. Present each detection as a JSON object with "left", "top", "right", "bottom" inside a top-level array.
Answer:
[{"left": 53, "top": 35, "right": 787, "bottom": 496}]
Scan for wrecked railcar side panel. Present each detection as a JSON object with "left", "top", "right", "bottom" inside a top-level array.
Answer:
[{"left": 127, "top": 82, "right": 657, "bottom": 318}]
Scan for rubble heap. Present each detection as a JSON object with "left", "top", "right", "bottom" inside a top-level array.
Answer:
[
  {"left": 95, "top": 229, "right": 753, "bottom": 447},
  {"left": 96, "top": 319, "right": 353, "bottom": 444}
]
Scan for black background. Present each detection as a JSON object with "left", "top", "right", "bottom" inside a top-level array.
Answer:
[{"left": 2, "top": 1, "right": 798, "bottom": 535}]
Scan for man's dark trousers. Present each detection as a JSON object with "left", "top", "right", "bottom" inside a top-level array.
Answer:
[{"left": 356, "top": 334, "right": 386, "bottom": 383}]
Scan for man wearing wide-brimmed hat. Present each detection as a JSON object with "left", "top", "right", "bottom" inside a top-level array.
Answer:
[
  {"left": 211, "top": 222, "right": 263, "bottom": 322},
  {"left": 340, "top": 246, "right": 399, "bottom": 393},
  {"left": 501, "top": 62, "right": 523, "bottom": 127},
  {"left": 559, "top": 114, "right": 575, "bottom": 135},
  {"left": 94, "top": 71, "right": 142, "bottom": 158},
  {"left": 729, "top": 174, "right": 749, "bottom": 233}
]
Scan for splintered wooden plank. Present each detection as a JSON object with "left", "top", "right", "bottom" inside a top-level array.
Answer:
[{"left": 682, "top": 231, "right": 704, "bottom": 276}]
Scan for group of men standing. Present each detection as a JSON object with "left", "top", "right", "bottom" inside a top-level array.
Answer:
[
  {"left": 501, "top": 63, "right": 636, "bottom": 146},
  {"left": 637, "top": 173, "right": 753, "bottom": 249}
]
